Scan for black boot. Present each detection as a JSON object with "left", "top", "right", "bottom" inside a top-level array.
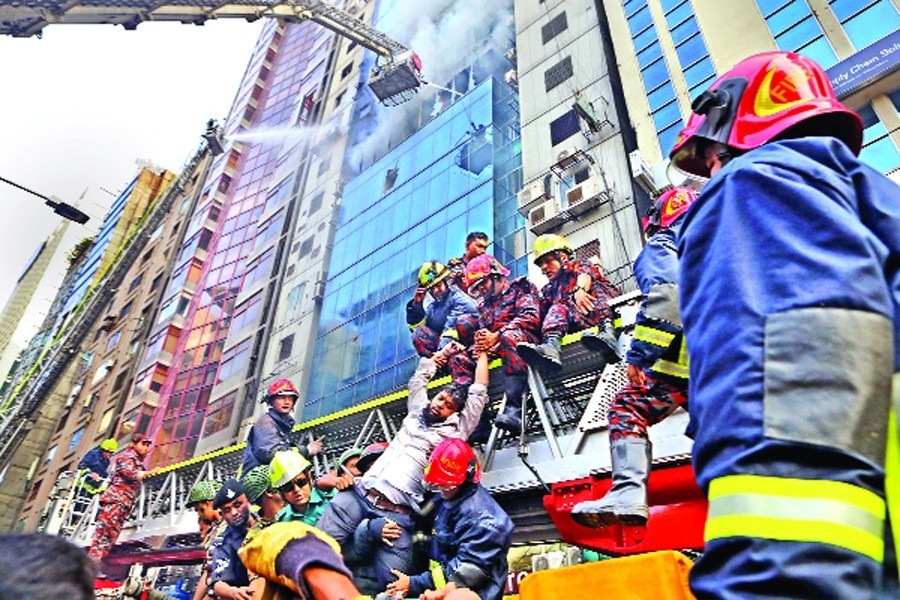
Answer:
[
  {"left": 581, "top": 319, "right": 621, "bottom": 365},
  {"left": 494, "top": 374, "right": 527, "bottom": 433},
  {"left": 570, "top": 438, "right": 652, "bottom": 529},
  {"left": 516, "top": 336, "right": 562, "bottom": 372}
]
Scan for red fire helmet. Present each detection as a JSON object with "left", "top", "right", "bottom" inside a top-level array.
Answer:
[
  {"left": 669, "top": 51, "right": 863, "bottom": 178},
  {"left": 424, "top": 438, "right": 482, "bottom": 487},
  {"left": 642, "top": 187, "right": 699, "bottom": 233},
  {"left": 264, "top": 378, "right": 300, "bottom": 403}
]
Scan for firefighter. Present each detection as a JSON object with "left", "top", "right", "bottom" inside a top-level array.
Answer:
[
  {"left": 186, "top": 480, "right": 224, "bottom": 600},
  {"left": 241, "top": 465, "right": 285, "bottom": 523},
  {"left": 210, "top": 479, "right": 257, "bottom": 600},
  {"left": 447, "top": 231, "right": 490, "bottom": 291},
  {"left": 517, "top": 234, "right": 620, "bottom": 373},
  {"left": 408, "top": 261, "right": 479, "bottom": 360},
  {"left": 386, "top": 439, "right": 513, "bottom": 600},
  {"left": 669, "top": 51, "right": 900, "bottom": 598},
  {"left": 270, "top": 450, "right": 336, "bottom": 526},
  {"left": 570, "top": 188, "right": 696, "bottom": 529},
  {"left": 76, "top": 438, "right": 117, "bottom": 496},
  {"left": 87, "top": 433, "right": 159, "bottom": 563},
  {"left": 239, "top": 378, "right": 323, "bottom": 475},
  {"left": 318, "top": 351, "right": 489, "bottom": 591},
  {"left": 451, "top": 254, "right": 542, "bottom": 434}
]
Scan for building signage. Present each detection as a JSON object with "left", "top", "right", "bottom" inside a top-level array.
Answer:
[{"left": 826, "top": 29, "right": 900, "bottom": 98}]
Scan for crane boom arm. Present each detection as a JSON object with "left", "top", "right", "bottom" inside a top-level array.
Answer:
[{"left": 0, "top": 1, "right": 408, "bottom": 59}]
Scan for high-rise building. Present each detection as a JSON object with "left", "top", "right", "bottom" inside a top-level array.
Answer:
[
  {"left": 145, "top": 18, "right": 345, "bottom": 464},
  {"left": 601, "top": 0, "right": 899, "bottom": 179},
  {"left": 0, "top": 167, "right": 179, "bottom": 531}
]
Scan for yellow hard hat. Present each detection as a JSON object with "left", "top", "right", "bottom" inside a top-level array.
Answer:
[
  {"left": 532, "top": 234, "right": 573, "bottom": 265},
  {"left": 100, "top": 438, "right": 118, "bottom": 452},
  {"left": 418, "top": 261, "right": 450, "bottom": 289},
  {"left": 269, "top": 450, "right": 311, "bottom": 489}
]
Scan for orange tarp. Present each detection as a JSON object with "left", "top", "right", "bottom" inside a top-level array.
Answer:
[{"left": 519, "top": 550, "right": 696, "bottom": 600}]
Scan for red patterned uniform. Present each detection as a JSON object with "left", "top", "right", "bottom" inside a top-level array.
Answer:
[
  {"left": 88, "top": 447, "right": 144, "bottom": 561},
  {"left": 539, "top": 258, "right": 618, "bottom": 339}
]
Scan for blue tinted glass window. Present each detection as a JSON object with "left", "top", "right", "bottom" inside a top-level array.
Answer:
[
  {"left": 830, "top": 0, "right": 874, "bottom": 21},
  {"left": 683, "top": 57, "right": 715, "bottom": 89},
  {"left": 653, "top": 100, "right": 682, "bottom": 130},
  {"left": 776, "top": 16, "right": 821, "bottom": 50},
  {"left": 633, "top": 26, "right": 657, "bottom": 52},
  {"left": 675, "top": 32, "right": 707, "bottom": 66},
  {"left": 670, "top": 18, "right": 699, "bottom": 45},
  {"left": 550, "top": 110, "right": 581, "bottom": 146},
  {"left": 767, "top": 1, "right": 812, "bottom": 35},
  {"left": 659, "top": 0, "right": 684, "bottom": 13},
  {"left": 628, "top": 5, "right": 654, "bottom": 36},
  {"left": 757, "top": 0, "right": 793, "bottom": 15},
  {"left": 642, "top": 57, "right": 671, "bottom": 90},
  {"left": 796, "top": 35, "right": 837, "bottom": 68},
  {"left": 637, "top": 41, "right": 663, "bottom": 68},
  {"left": 648, "top": 82, "right": 677, "bottom": 111},
  {"left": 658, "top": 121, "right": 683, "bottom": 157},
  {"left": 857, "top": 104, "right": 900, "bottom": 173},
  {"left": 665, "top": 2, "right": 693, "bottom": 27},
  {"left": 839, "top": 1, "right": 899, "bottom": 50}
]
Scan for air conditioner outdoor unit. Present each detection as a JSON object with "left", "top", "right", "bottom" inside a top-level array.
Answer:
[
  {"left": 566, "top": 176, "right": 602, "bottom": 210},
  {"left": 528, "top": 198, "right": 561, "bottom": 231},
  {"left": 504, "top": 69, "right": 518, "bottom": 88},
  {"left": 517, "top": 180, "right": 550, "bottom": 211},
  {"left": 629, "top": 149, "right": 658, "bottom": 194},
  {"left": 312, "top": 280, "right": 327, "bottom": 303}
]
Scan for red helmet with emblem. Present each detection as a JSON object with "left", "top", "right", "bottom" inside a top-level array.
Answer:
[
  {"left": 424, "top": 438, "right": 481, "bottom": 486},
  {"left": 263, "top": 378, "right": 300, "bottom": 404},
  {"left": 669, "top": 51, "right": 863, "bottom": 178},
  {"left": 465, "top": 255, "right": 510, "bottom": 292},
  {"left": 642, "top": 187, "right": 699, "bottom": 234}
]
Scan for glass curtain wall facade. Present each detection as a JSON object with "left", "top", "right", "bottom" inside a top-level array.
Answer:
[
  {"left": 306, "top": 78, "right": 522, "bottom": 418},
  {"left": 146, "top": 20, "right": 326, "bottom": 465}
]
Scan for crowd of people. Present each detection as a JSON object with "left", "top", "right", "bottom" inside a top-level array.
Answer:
[{"left": 74, "top": 50, "right": 899, "bottom": 599}]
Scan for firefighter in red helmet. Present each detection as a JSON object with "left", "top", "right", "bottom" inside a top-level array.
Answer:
[
  {"left": 387, "top": 439, "right": 513, "bottom": 600},
  {"left": 240, "top": 378, "right": 323, "bottom": 475},
  {"left": 571, "top": 187, "right": 696, "bottom": 530},
  {"left": 672, "top": 51, "right": 900, "bottom": 598}
]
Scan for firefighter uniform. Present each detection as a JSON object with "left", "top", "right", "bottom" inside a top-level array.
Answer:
[
  {"left": 76, "top": 446, "right": 111, "bottom": 495},
  {"left": 88, "top": 447, "right": 144, "bottom": 561},
  {"left": 449, "top": 276, "right": 541, "bottom": 385},
  {"left": 609, "top": 223, "right": 688, "bottom": 444},
  {"left": 679, "top": 138, "right": 900, "bottom": 598},
  {"left": 407, "top": 284, "right": 479, "bottom": 358},
  {"left": 539, "top": 258, "right": 618, "bottom": 339},
  {"left": 240, "top": 408, "right": 309, "bottom": 475}
]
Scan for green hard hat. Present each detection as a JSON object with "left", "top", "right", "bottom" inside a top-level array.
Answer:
[
  {"left": 338, "top": 447, "right": 363, "bottom": 468},
  {"left": 187, "top": 480, "right": 221, "bottom": 507},
  {"left": 241, "top": 465, "right": 272, "bottom": 504},
  {"left": 100, "top": 438, "right": 118, "bottom": 452}
]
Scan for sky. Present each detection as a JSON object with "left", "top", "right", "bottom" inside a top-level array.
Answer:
[{"left": 0, "top": 18, "right": 264, "bottom": 309}]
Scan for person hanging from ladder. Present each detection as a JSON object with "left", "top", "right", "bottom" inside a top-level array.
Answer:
[
  {"left": 449, "top": 254, "right": 542, "bottom": 436},
  {"left": 76, "top": 438, "right": 117, "bottom": 497},
  {"left": 317, "top": 349, "right": 489, "bottom": 591},
  {"left": 240, "top": 378, "right": 324, "bottom": 476},
  {"left": 570, "top": 187, "right": 697, "bottom": 529},
  {"left": 408, "top": 261, "right": 479, "bottom": 363},
  {"left": 446, "top": 231, "right": 490, "bottom": 291},
  {"left": 386, "top": 439, "right": 514, "bottom": 600},
  {"left": 517, "top": 233, "right": 621, "bottom": 372},
  {"left": 669, "top": 51, "right": 900, "bottom": 598},
  {"left": 87, "top": 433, "right": 159, "bottom": 564}
]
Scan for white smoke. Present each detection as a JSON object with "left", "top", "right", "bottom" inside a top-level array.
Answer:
[{"left": 348, "top": 0, "right": 514, "bottom": 169}]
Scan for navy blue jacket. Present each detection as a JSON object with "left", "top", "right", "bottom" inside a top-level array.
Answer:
[
  {"left": 678, "top": 137, "right": 900, "bottom": 489},
  {"left": 78, "top": 447, "right": 110, "bottom": 479},
  {"left": 408, "top": 484, "right": 513, "bottom": 600},
  {"left": 209, "top": 523, "right": 250, "bottom": 588},
  {"left": 240, "top": 408, "right": 309, "bottom": 475},
  {"left": 627, "top": 224, "right": 689, "bottom": 384}
]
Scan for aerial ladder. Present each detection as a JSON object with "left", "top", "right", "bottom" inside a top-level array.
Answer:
[{"left": 0, "top": 0, "right": 425, "bottom": 105}]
